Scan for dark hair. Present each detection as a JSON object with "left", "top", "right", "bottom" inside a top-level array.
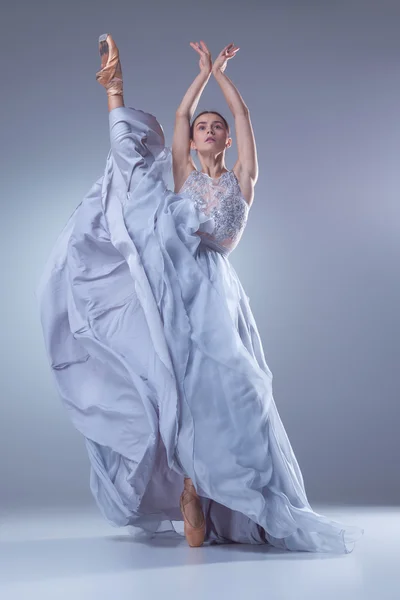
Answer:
[{"left": 190, "top": 110, "right": 230, "bottom": 141}]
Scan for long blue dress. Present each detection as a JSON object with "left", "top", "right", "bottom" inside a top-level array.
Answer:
[{"left": 36, "top": 106, "right": 364, "bottom": 552}]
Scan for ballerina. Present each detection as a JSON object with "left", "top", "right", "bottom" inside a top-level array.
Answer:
[{"left": 36, "top": 33, "right": 364, "bottom": 552}]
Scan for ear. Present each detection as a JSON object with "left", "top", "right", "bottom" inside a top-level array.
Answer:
[
  {"left": 190, "top": 140, "right": 197, "bottom": 151},
  {"left": 225, "top": 137, "right": 233, "bottom": 149}
]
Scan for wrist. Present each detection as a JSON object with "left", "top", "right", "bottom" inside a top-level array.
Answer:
[
  {"left": 212, "top": 68, "right": 224, "bottom": 79},
  {"left": 200, "top": 67, "right": 212, "bottom": 80}
]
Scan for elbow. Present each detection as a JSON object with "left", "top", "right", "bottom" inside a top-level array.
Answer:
[{"left": 176, "top": 109, "right": 191, "bottom": 118}]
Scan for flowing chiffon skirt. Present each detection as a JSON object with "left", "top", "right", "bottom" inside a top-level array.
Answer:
[{"left": 36, "top": 106, "right": 364, "bottom": 552}]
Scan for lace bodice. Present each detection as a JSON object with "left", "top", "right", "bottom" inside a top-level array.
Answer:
[{"left": 179, "top": 169, "right": 249, "bottom": 255}]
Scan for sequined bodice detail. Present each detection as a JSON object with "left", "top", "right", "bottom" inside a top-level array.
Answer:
[{"left": 179, "top": 170, "right": 249, "bottom": 255}]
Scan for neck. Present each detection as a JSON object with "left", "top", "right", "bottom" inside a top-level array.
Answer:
[
  {"left": 197, "top": 156, "right": 227, "bottom": 178},
  {"left": 200, "top": 166, "right": 228, "bottom": 178}
]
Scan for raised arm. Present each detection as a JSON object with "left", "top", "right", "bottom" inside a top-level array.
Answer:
[
  {"left": 172, "top": 41, "right": 212, "bottom": 192},
  {"left": 212, "top": 44, "right": 258, "bottom": 200}
]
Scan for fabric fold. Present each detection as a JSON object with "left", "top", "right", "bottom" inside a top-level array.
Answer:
[{"left": 36, "top": 106, "right": 364, "bottom": 552}]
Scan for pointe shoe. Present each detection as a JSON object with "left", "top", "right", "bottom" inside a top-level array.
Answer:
[
  {"left": 179, "top": 477, "right": 206, "bottom": 547},
  {"left": 95, "top": 33, "right": 123, "bottom": 96}
]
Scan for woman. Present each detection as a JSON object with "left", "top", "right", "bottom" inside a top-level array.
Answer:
[{"left": 36, "top": 33, "right": 363, "bottom": 552}]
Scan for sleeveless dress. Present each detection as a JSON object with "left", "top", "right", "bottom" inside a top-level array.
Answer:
[{"left": 36, "top": 106, "right": 364, "bottom": 552}]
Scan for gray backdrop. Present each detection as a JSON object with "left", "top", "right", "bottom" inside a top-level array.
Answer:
[{"left": 1, "top": 0, "right": 398, "bottom": 510}]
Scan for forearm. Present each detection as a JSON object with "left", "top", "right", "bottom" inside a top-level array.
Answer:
[
  {"left": 108, "top": 94, "right": 125, "bottom": 112},
  {"left": 213, "top": 71, "right": 248, "bottom": 116},
  {"left": 176, "top": 70, "right": 212, "bottom": 118}
]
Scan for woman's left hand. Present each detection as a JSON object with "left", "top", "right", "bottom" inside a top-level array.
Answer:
[
  {"left": 212, "top": 43, "right": 240, "bottom": 75},
  {"left": 189, "top": 40, "right": 213, "bottom": 75}
]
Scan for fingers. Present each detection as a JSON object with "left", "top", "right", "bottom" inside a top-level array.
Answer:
[
  {"left": 190, "top": 40, "right": 240, "bottom": 63},
  {"left": 189, "top": 41, "right": 202, "bottom": 54},
  {"left": 223, "top": 42, "right": 239, "bottom": 53},
  {"left": 190, "top": 41, "right": 210, "bottom": 55},
  {"left": 190, "top": 40, "right": 238, "bottom": 56}
]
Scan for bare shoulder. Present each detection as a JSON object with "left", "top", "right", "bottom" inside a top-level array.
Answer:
[
  {"left": 232, "top": 160, "right": 256, "bottom": 208},
  {"left": 173, "top": 158, "right": 197, "bottom": 194}
]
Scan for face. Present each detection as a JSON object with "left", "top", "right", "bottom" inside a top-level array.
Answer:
[{"left": 191, "top": 113, "right": 232, "bottom": 155}]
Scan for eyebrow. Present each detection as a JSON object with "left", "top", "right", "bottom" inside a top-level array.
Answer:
[{"left": 196, "top": 120, "right": 224, "bottom": 126}]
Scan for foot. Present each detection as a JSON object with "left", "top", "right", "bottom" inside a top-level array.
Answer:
[
  {"left": 95, "top": 33, "right": 123, "bottom": 96},
  {"left": 180, "top": 477, "right": 206, "bottom": 547}
]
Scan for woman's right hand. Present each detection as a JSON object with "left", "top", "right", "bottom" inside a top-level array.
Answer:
[{"left": 189, "top": 41, "right": 212, "bottom": 75}]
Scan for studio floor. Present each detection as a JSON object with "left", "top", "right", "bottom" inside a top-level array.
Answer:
[{"left": 0, "top": 505, "right": 397, "bottom": 599}]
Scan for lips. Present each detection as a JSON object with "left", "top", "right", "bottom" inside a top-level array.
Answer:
[{"left": 206, "top": 137, "right": 215, "bottom": 142}]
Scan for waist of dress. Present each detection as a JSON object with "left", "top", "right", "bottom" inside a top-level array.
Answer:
[{"left": 196, "top": 233, "right": 230, "bottom": 256}]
